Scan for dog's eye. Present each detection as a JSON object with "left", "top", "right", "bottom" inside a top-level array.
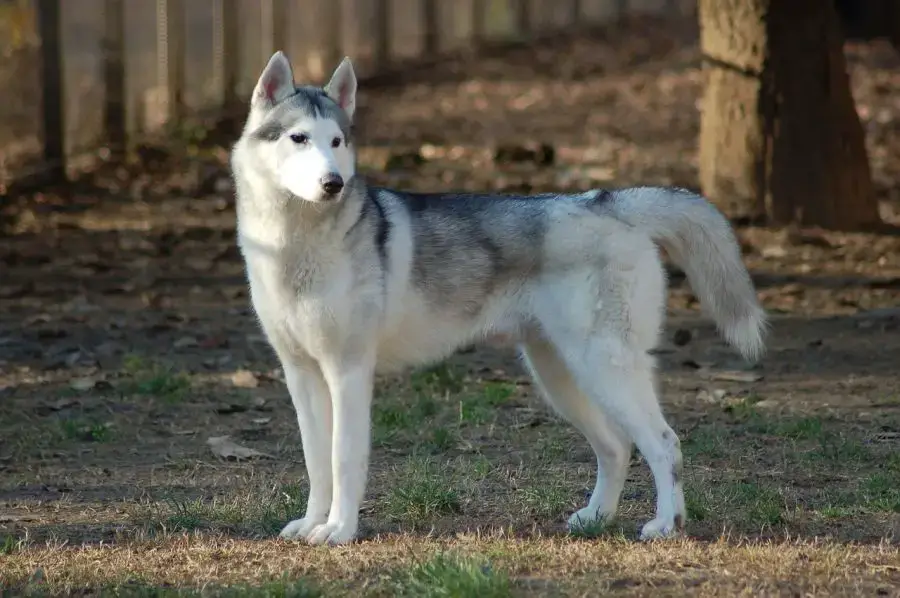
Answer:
[
  {"left": 331, "top": 137, "right": 342, "bottom": 148},
  {"left": 290, "top": 133, "right": 309, "bottom": 145}
]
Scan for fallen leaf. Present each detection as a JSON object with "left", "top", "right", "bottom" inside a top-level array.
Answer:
[
  {"left": 701, "top": 370, "right": 764, "bottom": 383},
  {"left": 174, "top": 336, "right": 199, "bottom": 349},
  {"left": 70, "top": 377, "right": 97, "bottom": 391},
  {"left": 207, "top": 435, "right": 273, "bottom": 461},
  {"left": 186, "top": 258, "right": 214, "bottom": 271},
  {"left": 682, "top": 359, "right": 717, "bottom": 370},
  {"left": 231, "top": 370, "right": 259, "bottom": 388},
  {"left": 696, "top": 388, "right": 729, "bottom": 403},
  {"left": 44, "top": 398, "right": 80, "bottom": 412},
  {"left": 761, "top": 245, "right": 788, "bottom": 259},
  {"left": 64, "top": 350, "right": 86, "bottom": 367}
]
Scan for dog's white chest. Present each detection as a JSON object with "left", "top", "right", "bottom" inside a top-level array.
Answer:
[{"left": 242, "top": 243, "right": 350, "bottom": 359}]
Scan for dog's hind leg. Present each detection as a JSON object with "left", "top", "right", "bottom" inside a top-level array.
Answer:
[
  {"left": 551, "top": 334, "right": 686, "bottom": 540},
  {"left": 520, "top": 336, "right": 631, "bottom": 531}
]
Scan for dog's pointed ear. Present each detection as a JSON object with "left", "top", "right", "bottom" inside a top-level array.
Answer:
[
  {"left": 324, "top": 57, "right": 357, "bottom": 120},
  {"left": 252, "top": 51, "right": 295, "bottom": 110}
]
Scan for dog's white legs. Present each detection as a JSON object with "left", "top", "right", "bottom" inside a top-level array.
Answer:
[
  {"left": 520, "top": 338, "right": 631, "bottom": 530},
  {"left": 306, "top": 357, "right": 375, "bottom": 546},
  {"left": 278, "top": 361, "right": 333, "bottom": 541},
  {"left": 556, "top": 337, "right": 686, "bottom": 540}
]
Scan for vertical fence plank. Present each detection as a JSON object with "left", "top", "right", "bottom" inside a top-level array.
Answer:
[
  {"left": 471, "top": 0, "right": 485, "bottom": 44},
  {"left": 322, "top": 0, "right": 342, "bottom": 72},
  {"left": 260, "top": 0, "right": 288, "bottom": 63},
  {"left": 103, "top": 0, "right": 126, "bottom": 159},
  {"left": 514, "top": 0, "right": 531, "bottom": 38},
  {"left": 273, "top": 0, "right": 288, "bottom": 54},
  {"left": 372, "top": 0, "right": 391, "bottom": 69},
  {"left": 570, "top": 0, "right": 581, "bottom": 26},
  {"left": 213, "top": 0, "right": 240, "bottom": 109},
  {"left": 36, "top": 0, "right": 65, "bottom": 181},
  {"left": 422, "top": 0, "right": 438, "bottom": 55},
  {"left": 156, "top": 0, "right": 185, "bottom": 128}
]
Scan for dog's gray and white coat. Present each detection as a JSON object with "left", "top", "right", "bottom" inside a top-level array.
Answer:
[{"left": 231, "top": 51, "right": 768, "bottom": 545}]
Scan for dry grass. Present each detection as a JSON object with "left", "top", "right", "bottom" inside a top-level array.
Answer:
[
  {"left": 1, "top": 534, "right": 898, "bottom": 596},
  {"left": 2, "top": 351, "right": 898, "bottom": 596}
]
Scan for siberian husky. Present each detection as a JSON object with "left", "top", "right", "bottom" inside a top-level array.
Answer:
[{"left": 230, "top": 51, "right": 767, "bottom": 545}]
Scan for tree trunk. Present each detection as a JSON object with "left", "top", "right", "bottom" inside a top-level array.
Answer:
[{"left": 698, "top": 0, "right": 881, "bottom": 231}]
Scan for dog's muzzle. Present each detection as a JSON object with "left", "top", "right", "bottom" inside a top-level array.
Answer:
[{"left": 321, "top": 173, "right": 344, "bottom": 197}]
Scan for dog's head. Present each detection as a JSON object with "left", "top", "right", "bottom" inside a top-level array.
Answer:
[{"left": 239, "top": 52, "right": 357, "bottom": 203}]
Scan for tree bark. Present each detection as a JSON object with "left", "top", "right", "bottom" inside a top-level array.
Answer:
[{"left": 698, "top": 0, "right": 880, "bottom": 231}]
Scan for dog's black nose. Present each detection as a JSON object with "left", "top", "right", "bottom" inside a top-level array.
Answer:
[{"left": 321, "top": 174, "right": 344, "bottom": 196}]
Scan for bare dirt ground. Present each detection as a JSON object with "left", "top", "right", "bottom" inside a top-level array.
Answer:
[{"left": 1, "top": 15, "right": 899, "bottom": 597}]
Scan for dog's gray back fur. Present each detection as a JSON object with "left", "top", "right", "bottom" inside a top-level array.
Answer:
[
  {"left": 376, "top": 188, "right": 601, "bottom": 315},
  {"left": 337, "top": 176, "right": 766, "bottom": 360}
]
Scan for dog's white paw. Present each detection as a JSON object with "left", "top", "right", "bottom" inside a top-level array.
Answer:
[
  {"left": 306, "top": 519, "right": 358, "bottom": 546},
  {"left": 567, "top": 507, "right": 614, "bottom": 533},
  {"left": 639, "top": 516, "right": 683, "bottom": 541},
  {"left": 279, "top": 517, "right": 323, "bottom": 540}
]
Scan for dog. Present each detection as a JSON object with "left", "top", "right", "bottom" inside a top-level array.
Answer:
[{"left": 230, "top": 51, "right": 768, "bottom": 546}]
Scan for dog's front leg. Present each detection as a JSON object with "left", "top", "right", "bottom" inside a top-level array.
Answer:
[
  {"left": 305, "top": 355, "right": 375, "bottom": 546},
  {"left": 278, "top": 359, "right": 333, "bottom": 541}
]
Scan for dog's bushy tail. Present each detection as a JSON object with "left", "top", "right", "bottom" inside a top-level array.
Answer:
[{"left": 602, "top": 187, "right": 768, "bottom": 362}]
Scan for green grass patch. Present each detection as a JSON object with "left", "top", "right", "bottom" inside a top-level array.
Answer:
[
  {"left": 393, "top": 553, "right": 511, "bottom": 598},
  {"left": 567, "top": 513, "right": 617, "bottom": 540},
  {"left": 724, "top": 393, "right": 764, "bottom": 420},
  {"left": 812, "top": 471, "right": 900, "bottom": 517},
  {"left": 683, "top": 479, "right": 785, "bottom": 529},
  {"left": 1, "top": 534, "right": 22, "bottom": 555},
  {"left": 684, "top": 486, "right": 712, "bottom": 522},
  {"left": 817, "top": 504, "right": 858, "bottom": 519},
  {"left": 140, "top": 484, "right": 307, "bottom": 537},
  {"left": 373, "top": 392, "right": 444, "bottom": 447},
  {"left": 862, "top": 472, "right": 900, "bottom": 513},
  {"left": 410, "top": 364, "right": 465, "bottom": 396},
  {"left": 120, "top": 354, "right": 191, "bottom": 403},
  {"left": 457, "top": 381, "right": 516, "bottom": 425},
  {"left": 385, "top": 460, "right": 462, "bottom": 524},
  {"left": 516, "top": 476, "right": 571, "bottom": 520},
  {"left": 682, "top": 425, "right": 727, "bottom": 460},
  {"left": 770, "top": 416, "right": 826, "bottom": 440},
  {"left": 729, "top": 482, "right": 785, "bottom": 527},
  {"left": 805, "top": 434, "right": 872, "bottom": 464},
  {"left": 531, "top": 433, "right": 569, "bottom": 463},
  {"left": 423, "top": 426, "right": 457, "bottom": 453},
  {"left": 59, "top": 418, "right": 113, "bottom": 443}
]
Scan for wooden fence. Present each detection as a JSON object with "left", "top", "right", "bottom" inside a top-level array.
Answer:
[{"left": 0, "top": 0, "right": 695, "bottom": 191}]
